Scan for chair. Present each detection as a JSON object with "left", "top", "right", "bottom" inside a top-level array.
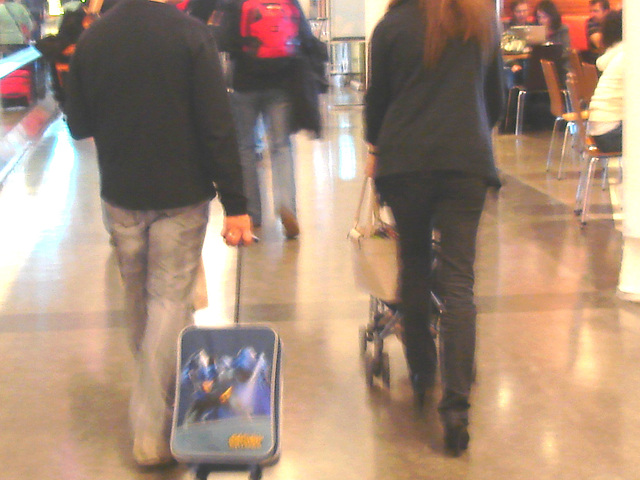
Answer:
[
  {"left": 562, "top": 14, "right": 589, "bottom": 52},
  {"left": 565, "top": 73, "right": 622, "bottom": 225},
  {"left": 504, "top": 43, "right": 564, "bottom": 135},
  {"left": 567, "top": 49, "right": 584, "bottom": 93},
  {"left": 580, "top": 62, "right": 599, "bottom": 106},
  {"left": 540, "top": 59, "right": 588, "bottom": 178}
]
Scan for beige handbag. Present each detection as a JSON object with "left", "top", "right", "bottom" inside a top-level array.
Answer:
[{"left": 348, "top": 177, "right": 400, "bottom": 303}]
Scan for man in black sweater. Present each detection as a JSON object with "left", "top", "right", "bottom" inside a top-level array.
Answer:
[{"left": 64, "top": 0, "right": 252, "bottom": 467}]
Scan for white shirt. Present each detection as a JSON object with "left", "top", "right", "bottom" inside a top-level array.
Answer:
[{"left": 588, "top": 42, "right": 624, "bottom": 136}]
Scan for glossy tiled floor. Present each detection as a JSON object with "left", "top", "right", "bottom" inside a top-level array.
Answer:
[{"left": 2, "top": 91, "right": 640, "bottom": 480}]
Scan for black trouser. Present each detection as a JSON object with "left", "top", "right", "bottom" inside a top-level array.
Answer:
[
  {"left": 376, "top": 171, "right": 487, "bottom": 413},
  {"left": 592, "top": 123, "right": 622, "bottom": 154}
]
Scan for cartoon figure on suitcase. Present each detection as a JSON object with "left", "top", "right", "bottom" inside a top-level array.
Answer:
[
  {"left": 172, "top": 324, "right": 281, "bottom": 471},
  {"left": 227, "top": 347, "right": 271, "bottom": 417},
  {"left": 181, "top": 349, "right": 232, "bottom": 423},
  {"left": 180, "top": 346, "right": 272, "bottom": 425}
]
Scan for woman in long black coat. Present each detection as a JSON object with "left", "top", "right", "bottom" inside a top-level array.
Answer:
[{"left": 365, "top": 0, "right": 505, "bottom": 456}]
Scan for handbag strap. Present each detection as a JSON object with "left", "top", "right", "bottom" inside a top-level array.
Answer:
[
  {"left": 352, "top": 176, "right": 384, "bottom": 230},
  {"left": 352, "top": 177, "right": 369, "bottom": 228}
]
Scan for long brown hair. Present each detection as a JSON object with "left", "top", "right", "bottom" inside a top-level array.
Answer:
[{"left": 388, "top": 0, "right": 498, "bottom": 67}]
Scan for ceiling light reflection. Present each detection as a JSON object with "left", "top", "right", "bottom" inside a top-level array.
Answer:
[
  {"left": 497, "top": 380, "right": 513, "bottom": 410},
  {"left": 338, "top": 134, "right": 357, "bottom": 180}
]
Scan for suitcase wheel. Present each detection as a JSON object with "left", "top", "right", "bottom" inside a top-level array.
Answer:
[
  {"left": 194, "top": 464, "right": 263, "bottom": 480},
  {"left": 249, "top": 465, "right": 263, "bottom": 480}
]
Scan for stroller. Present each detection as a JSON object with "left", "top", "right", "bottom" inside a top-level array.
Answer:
[
  {"left": 350, "top": 177, "right": 444, "bottom": 388},
  {"left": 358, "top": 230, "right": 444, "bottom": 388}
]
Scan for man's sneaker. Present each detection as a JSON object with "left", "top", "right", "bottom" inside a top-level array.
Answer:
[{"left": 133, "top": 437, "right": 175, "bottom": 467}]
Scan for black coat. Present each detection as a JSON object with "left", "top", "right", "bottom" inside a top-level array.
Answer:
[
  {"left": 365, "top": 0, "right": 505, "bottom": 185},
  {"left": 289, "top": 35, "right": 328, "bottom": 138}
]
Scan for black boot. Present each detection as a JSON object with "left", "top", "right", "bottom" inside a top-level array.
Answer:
[
  {"left": 411, "top": 372, "right": 435, "bottom": 409},
  {"left": 442, "top": 415, "right": 469, "bottom": 457},
  {"left": 439, "top": 395, "right": 470, "bottom": 456}
]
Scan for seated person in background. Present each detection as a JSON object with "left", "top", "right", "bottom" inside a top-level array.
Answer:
[
  {"left": 502, "top": 0, "right": 533, "bottom": 90},
  {"left": 584, "top": 0, "right": 610, "bottom": 63},
  {"left": 534, "top": 0, "right": 570, "bottom": 76},
  {"left": 505, "top": 0, "right": 533, "bottom": 29},
  {"left": 534, "top": 0, "right": 570, "bottom": 51},
  {"left": 587, "top": 9, "right": 623, "bottom": 153}
]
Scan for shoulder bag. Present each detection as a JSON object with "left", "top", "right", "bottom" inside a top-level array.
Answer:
[{"left": 348, "top": 177, "right": 400, "bottom": 303}]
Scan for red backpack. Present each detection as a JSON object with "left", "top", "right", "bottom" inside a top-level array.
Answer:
[{"left": 240, "top": 0, "right": 300, "bottom": 59}]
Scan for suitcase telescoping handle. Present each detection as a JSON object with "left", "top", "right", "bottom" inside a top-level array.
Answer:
[
  {"left": 233, "top": 236, "right": 259, "bottom": 324},
  {"left": 234, "top": 245, "right": 243, "bottom": 324}
]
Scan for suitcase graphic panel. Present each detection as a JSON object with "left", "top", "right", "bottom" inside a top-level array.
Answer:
[{"left": 171, "top": 324, "right": 281, "bottom": 466}]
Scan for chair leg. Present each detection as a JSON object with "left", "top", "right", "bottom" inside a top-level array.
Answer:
[
  {"left": 575, "top": 153, "right": 588, "bottom": 214},
  {"left": 558, "top": 120, "right": 572, "bottom": 179},
  {"left": 503, "top": 87, "right": 516, "bottom": 132},
  {"left": 581, "top": 156, "right": 601, "bottom": 225},
  {"left": 602, "top": 158, "right": 609, "bottom": 190},
  {"left": 547, "top": 117, "right": 561, "bottom": 172},
  {"left": 618, "top": 157, "right": 623, "bottom": 183},
  {"left": 515, "top": 91, "right": 526, "bottom": 136}
]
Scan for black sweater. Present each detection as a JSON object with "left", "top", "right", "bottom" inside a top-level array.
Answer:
[
  {"left": 365, "top": 0, "right": 505, "bottom": 185},
  {"left": 65, "top": 0, "right": 246, "bottom": 214}
]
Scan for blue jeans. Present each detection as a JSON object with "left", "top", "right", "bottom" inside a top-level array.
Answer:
[
  {"left": 231, "top": 89, "right": 296, "bottom": 226},
  {"left": 376, "top": 172, "right": 487, "bottom": 414},
  {"left": 103, "top": 200, "right": 209, "bottom": 455}
]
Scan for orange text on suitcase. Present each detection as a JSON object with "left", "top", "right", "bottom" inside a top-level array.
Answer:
[{"left": 228, "top": 434, "right": 264, "bottom": 450}]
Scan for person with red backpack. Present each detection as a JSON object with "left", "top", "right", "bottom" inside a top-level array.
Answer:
[{"left": 218, "top": 0, "right": 324, "bottom": 239}]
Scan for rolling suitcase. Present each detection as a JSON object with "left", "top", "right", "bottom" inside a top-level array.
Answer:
[{"left": 171, "top": 247, "right": 282, "bottom": 480}]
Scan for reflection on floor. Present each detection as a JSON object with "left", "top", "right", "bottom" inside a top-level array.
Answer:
[
  {"left": 1, "top": 91, "right": 59, "bottom": 183},
  {"left": 1, "top": 90, "right": 639, "bottom": 480}
]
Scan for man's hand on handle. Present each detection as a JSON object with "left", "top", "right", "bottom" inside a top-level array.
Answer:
[{"left": 222, "top": 214, "right": 254, "bottom": 246}]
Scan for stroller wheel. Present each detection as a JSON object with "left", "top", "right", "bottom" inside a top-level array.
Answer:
[
  {"left": 373, "top": 333, "right": 384, "bottom": 361},
  {"left": 381, "top": 353, "right": 391, "bottom": 388},
  {"left": 359, "top": 326, "right": 369, "bottom": 355},
  {"left": 364, "top": 353, "right": 375, "bottom": 387}
]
